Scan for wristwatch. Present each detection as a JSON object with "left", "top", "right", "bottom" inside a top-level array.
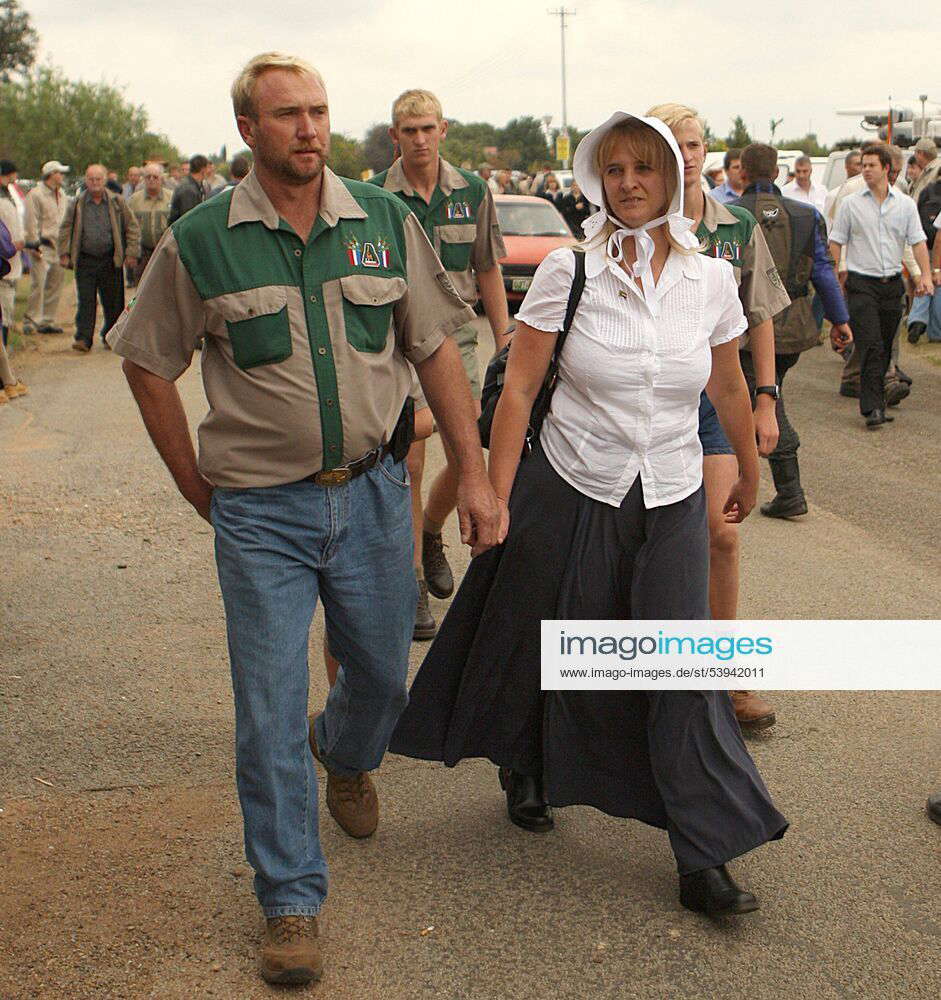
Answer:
[{"left": 755, "top": 385, "right": 780, "bottom": 400}]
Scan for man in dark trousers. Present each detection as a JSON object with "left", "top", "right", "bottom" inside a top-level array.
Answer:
[
  {"left": 57, "top": 163, "right": 140, "bottom": 352},
  {"left": 733, "top": 143, "right": 854, "bottom": 514},
  {"left": 168, "top": 154, "right": 210, "bottom": 222}
]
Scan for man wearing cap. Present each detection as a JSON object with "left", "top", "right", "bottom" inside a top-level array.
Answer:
[
  {"left": 108, "top": 53, "right": 500, "bottom": 984},
  {"left": 58, "top": 164, "right": 140, "bottom": 352},
  {"left": 24, "top": 160, "right": 70, "bottom": 334},
  {"left": 371, "top": 89, "right": 511, "bottom": 610}
]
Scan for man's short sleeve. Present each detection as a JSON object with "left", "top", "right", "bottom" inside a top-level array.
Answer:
[
  {"left": 830, "top": 200, "right": 851, "bottom": 245},
  {"left": 739, "top": 224, "right": 791, "bottom": 326},
  {"left": 106, "top": 229, "right": 205, "bottom": 380},
  {"left": 395, "top": 212, "right": 475, "bottom": 365},
  {"left": 471, "top": 186, "right": 507, "bottom": 273},
  {"left": 709, "top": 260, "right": 748, "bottom": 347},
  {"left": 514, "top": 247, "right": 574, "bottom": 333}
]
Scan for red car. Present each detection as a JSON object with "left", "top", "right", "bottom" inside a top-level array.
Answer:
[{"left": 494, "top": 195, "right": 576, "bottom": 307}]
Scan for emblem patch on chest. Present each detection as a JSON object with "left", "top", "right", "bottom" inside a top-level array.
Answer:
[
  {"left": 762, "top": 207, "right": 780, "bottom": 219},
  {"left": 347, "top": 236, "right": 391, "bottom": 269},
  {"left": 713, "top": 240, "right": 741, "bottom": 262},
  {"left": 446, "top": 201, "right": 473, "bottom": 221}
]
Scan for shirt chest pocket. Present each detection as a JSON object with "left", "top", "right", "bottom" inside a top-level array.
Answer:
[
  {"left": 209, "top": 285, "right": 292, "bottom": 371},
  {"left": 340, "top": 274, "right": 407, "bottom": 353},
  {"left": 436, "top": 223, "right": 477, "bottom": 272}
]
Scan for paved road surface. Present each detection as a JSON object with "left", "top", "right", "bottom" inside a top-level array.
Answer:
[{"left": 1, "top": 311, "right": 939, "bottom": 999}]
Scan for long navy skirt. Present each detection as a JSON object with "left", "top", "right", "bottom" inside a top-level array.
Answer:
[{"left": 389, "top": 444, "right": 788, "bottom": 873}]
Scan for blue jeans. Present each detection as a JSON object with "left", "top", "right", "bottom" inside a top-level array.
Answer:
[
  {"left": 211, "top": 453, "right": 417, "bottom": 917},
  {"left": 909, "top": 290, "right": 941, "bottom": 341}
]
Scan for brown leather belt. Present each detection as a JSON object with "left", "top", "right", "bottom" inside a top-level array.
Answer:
[{"left": 305, "top": 443, "right": 392, "bottom": 487}]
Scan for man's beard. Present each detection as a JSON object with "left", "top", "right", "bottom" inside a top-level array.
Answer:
[{"left": 256, "top": 136, "right": 328, "bottom": 185}]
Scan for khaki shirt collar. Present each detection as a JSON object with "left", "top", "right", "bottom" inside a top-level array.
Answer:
[
  {"left": 699, "top": 192, "right": 739, "bottom": 234},
  {"left": 227, "top": 167, "right": 366, "bottom": 231},
  {"left": 382, "top": 157, "right": 469, "bottom": 198}
]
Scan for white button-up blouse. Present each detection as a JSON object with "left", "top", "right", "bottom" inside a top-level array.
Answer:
[{"left": 515, "top": 244, "right": 747, "bottom": 509}]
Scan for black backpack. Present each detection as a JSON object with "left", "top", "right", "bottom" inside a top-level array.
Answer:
[
  {"left": 478, "top": 249, "right": 586, "bottom": 450},
  {"left": 917, "top": 179, "right": 941, "bottom": 248}
]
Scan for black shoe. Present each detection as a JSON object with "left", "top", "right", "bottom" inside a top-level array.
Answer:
[
  {"left": 927, "top": 793, "right": 941, "bottom": 826},
  {"left": 894, "top": 365, "right": 913, "bottom": 386},
  {"left": 422, "top": 530, "right": 454, "bottom": 599},
  {"left": 37, "top": 323, "right": 63, "bottom": 334},
  {"left": 760, "top": 492, "right": 808, "bottom": 518},
  {"left": 839, "top": 383, "right": 860, "bottom": 399},
  {"left": 679, "top": 865, "right": 759, "bottom": 915},
  {"left": 907, "top": 321, "right": 926, "bottom": 344},
  {"left": 865, "top": 409, "right": 893, "bottom": 428},
  {"left": 498, "top": 767, "right": 554, "bottom": 832},
  {"left": 413, "top": 575, "right": 437, "bottom": 641},
  {"left": 885, "top": 382, "right": 910, "bottom": 408}
]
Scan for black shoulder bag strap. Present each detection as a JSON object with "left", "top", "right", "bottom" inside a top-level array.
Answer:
[{"left": 527, "top": 247, "right": 587, "bottom": 447}]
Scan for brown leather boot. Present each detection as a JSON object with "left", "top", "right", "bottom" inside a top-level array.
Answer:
[
  {"left": 730, "top": 691, "right": 776, "bottom": 731},
  {"left": 308, "top": 717, "right": 379, "bottom": 838},
  {"left": 260, "top": 915, "right": 323, "bottom": 985}
]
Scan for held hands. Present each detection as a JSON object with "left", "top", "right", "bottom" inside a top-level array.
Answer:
[
  {"left": 830, "top": 323, "right": 853, "bottom": 351},
  {"left": 457, "top": 472, "right": 505, "bottom": 557},
  {"left": 915, "top": 274, "right": 935, "bottom": 297},
  {"left": 723, "top": 474, "right": 758, "bottom": 524}
]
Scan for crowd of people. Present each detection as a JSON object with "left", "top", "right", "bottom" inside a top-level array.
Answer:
[{"left": 1, "top": 50, "right": 939, "bottom": 987}]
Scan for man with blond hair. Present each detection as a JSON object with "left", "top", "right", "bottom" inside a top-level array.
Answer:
[
  {"left": 371, "top": 88, "right": 511, "bottom": 617},
  {"left": 108, "top": 52, "right": 501, "bottom": 985},
  {"left": 647, "top": 102, "right": 789, "bottom": 731}
]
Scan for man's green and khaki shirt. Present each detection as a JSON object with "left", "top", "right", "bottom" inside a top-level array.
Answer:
[
  {"left": 370, "top": 158, "right": 506, "bottom": 306},
  {"left": 108, "top": 168, "right": 473, "bottom": 488},
  {"left": 697, "top": 195, "right": 790, "bottom": 347}
]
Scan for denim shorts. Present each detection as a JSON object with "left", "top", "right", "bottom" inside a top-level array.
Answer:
[{"left": 698, "top": 391, "right": 734, "bottom": 456}]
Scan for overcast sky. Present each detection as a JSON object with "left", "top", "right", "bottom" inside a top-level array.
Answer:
[{"left": 24, "top": 0, "right": 941, "bottom": 161}]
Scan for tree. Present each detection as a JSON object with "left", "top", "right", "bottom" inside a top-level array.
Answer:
[
  {"left": 0, "top": 66, "right": 179, "bottom": 177},
  {"left": 329, "top": 133, "right": 367, "bottom": 179},
  {"left": 363, "top": 122, "right": 394, "bottom": 173},
  {"left": 497, "top": 116, "right": 549, "bottom": 170},
  {"left": 726, "top": 116, "right": 752, "bottom": 149},
  {"left": 442, "top": 120, "right": 499, "bottom": 170},
  {"left": 775, "top": 133, "right": 830, "bottom": 157},
  {"left": 0, "top": 0, "right": 36, "bottom": 81}
]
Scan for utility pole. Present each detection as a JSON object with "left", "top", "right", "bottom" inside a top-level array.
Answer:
[{"left": 548, "top": 7, "right": 575, "bottom": 168}]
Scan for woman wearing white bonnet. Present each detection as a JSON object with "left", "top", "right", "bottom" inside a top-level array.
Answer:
[{"left": 390, "top": 112, "right": 787, "bottom": 914}]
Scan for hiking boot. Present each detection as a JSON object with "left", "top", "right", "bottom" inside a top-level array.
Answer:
[
  {"left": 414, "top": 573, "right": 437, "bottom": 641},
  {"left": 907, "top": 321, "right": 926, "bottom": 344},
  {"left": 260, "top": 915, "right": 323, "bottom": 985},
  {"left": 71, "top": 339, "right": 91, "bottom": 353},
  {"left": 760, "top": 492, "right": 807, "bottom": 519},
  {"left": 422, "top": 530, "right": 454, "bottom": 598},
  {"left": 4, "top": 381, "right": 28, "bottom": 400},
  {"left": 885, "top": 381, "right": 910, "bottom": 408},
  {"left": 308, "top": 720, "right": 379, "bottom": 838},
  {"left": 730, "top": 691, "right": 776, "bottom": 731}
]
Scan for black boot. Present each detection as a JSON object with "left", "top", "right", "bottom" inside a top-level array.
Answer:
[
  {"left": 498, "top": 768, "right": 554, "bottom": 832},
  {"left": 679, "top": 865, "right": 759, "bottom": 915},
  {"left": 761, "top": 457, "right": 807, "bottom": 518},
  {"left": 421, "top": 530, "right": 454, "bottom": 599},
  {"left": 907, "top": 321, "right": 926, "bottom": 344}
]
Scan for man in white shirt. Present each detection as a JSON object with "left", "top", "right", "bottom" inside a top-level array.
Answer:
[
  {"left": 829, "top": 145, "right": 932, "bottom": 427},
  {"left": 782, "top": 155, "right": 826, "bottom": 213}
]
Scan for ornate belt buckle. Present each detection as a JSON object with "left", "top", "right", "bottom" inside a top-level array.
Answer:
[{"left": 313, "top": 467, "right": 352, "bottom": 486}]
